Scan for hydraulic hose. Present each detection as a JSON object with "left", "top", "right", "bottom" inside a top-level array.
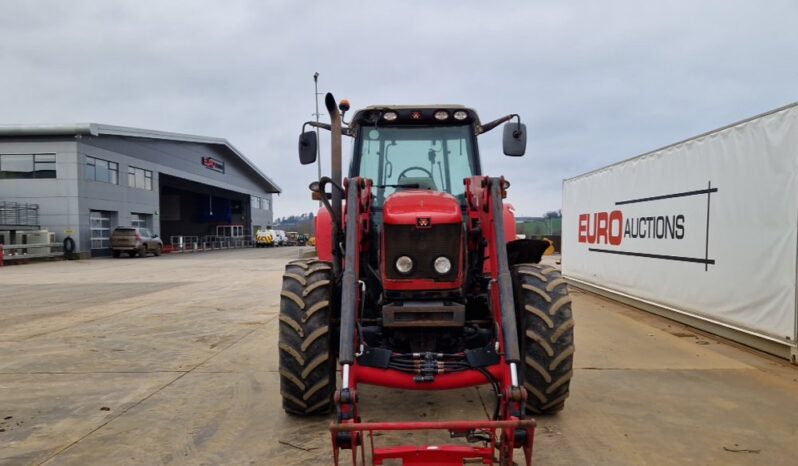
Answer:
[
  {"left": 489, "top": 178, "right": 521, "bottom": 364},
  {"left": 338, "top": 178, "right": 361, "bottom": 365}
]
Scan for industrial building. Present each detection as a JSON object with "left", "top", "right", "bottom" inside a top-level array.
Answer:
[{"left": 0, "top": 124, "right": 280, "bottom": 257}]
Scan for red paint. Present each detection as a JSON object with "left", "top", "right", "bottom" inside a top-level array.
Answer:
[
  {"left": 595, "top": 212, "right": 608, "bottom": 244},
  {"left": 609, "top": 210, "right": 623, "bottom": 245},
  {"left": 354, "top": 362, "right": 504, "bottom": 390},
  {"left": 315, "top": 207, "right": 333, "bottom": 261},
  {"left": 382, "top": 190, "right": 462, "bottom": 225},
  {"left": 381, "top": 278, "right": 463, "bottom": 291},
  {"left": 503, "top": 203, "right": 517, "bottom": 243},
  {"left": 577, "top": 210, "right": 624, "bottom": 245},
  {"left": 372, "top": 444, "right": 495, "bottom": 466},
  {"left": 381, "top": 190, "right": 464, "bottom": 291},
  {"left": 578, "top": 214, "right": 588, "bottom": 242}
]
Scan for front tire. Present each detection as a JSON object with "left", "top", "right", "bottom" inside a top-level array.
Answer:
[
  {"left": 278, "top": 258, "right": 336, "bottom": 415},
  {"left": 513, "top": 264, "right": 575, "bottom": 414}
]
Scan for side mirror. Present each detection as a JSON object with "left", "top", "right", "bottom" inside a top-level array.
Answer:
[
  {"left": 503, "top": 122, "right": 527, "bottom": 156},
  {"left": 152, "top": 234, "right": 158, "bottom": 239},
  {"left": 298, "top": 131, "right": 318, "bottom": 165}
]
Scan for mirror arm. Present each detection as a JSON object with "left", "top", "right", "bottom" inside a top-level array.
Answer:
[
  {"left": 302, "top": 121, "right": 353, "bottom": 137},
  {"left": 478, "top": 113, "right": 520, "bottom": 135},
  {"left": 511, "top": 114, "right": 523, "bottom": 137},
  {"left": 303, "top": 121, "right": 332, "bottom": 132}
]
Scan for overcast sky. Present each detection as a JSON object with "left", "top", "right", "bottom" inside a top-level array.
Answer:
[{"left": 2, "top": 1, "right": 796, "bottom": 218}]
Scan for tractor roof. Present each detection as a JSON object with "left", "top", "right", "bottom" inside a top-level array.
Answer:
[
  {"left": 361, "top": 104, "right": 470, "bottom": 110},
  {"left": 350, "top": 105, "right": 481, "bottom": 128}
]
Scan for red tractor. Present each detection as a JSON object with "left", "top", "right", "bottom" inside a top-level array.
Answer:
[{"left": 279, "top": 94, "right": 575, "bottom": 465}]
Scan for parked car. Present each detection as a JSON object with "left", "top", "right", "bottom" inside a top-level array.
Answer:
[
  {"left": 273, "top": 230, "right": 288, "bottom": 246},
  {"left": 110, "top": 227, "right": 163, "bottom": 257}
]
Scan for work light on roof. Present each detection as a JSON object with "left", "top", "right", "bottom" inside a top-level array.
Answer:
[
  {"left": 383, "top": 111, "right": 398, "bottom": 121},
  {"left": 453, "top": 110, "right": 468, "bottom": 120},
  {"left": 434, "top": 110, "right": 449, "bottom": 121}
]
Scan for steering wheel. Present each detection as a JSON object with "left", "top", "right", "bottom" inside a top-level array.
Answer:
[{"left": 397, "top": 166, "right": 434, "bottom": 181}]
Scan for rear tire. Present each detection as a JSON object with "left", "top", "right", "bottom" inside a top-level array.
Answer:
[
  {"left": 154, "top": 245, "right": 162, "bottom": 256},
  {"left": 513, "top": 263, "right": 575, "bottom": 414},
  {"left": 278, "top": 258, "right": 336, "bottom": 416}
]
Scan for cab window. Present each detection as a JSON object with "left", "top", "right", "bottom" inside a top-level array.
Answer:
[{"left": 357, "top": 125, "right": 476, "bottom": 206}]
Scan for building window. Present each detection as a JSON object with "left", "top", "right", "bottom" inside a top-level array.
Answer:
[
  {"left": 263, "top": 198, "right": 271, "bottom": 210},
  {"left": 85, "top": 156, "right": 118, "bottom": 184},
  {"left": 0, "top": 153, "right": 57, "bottom": 179},
  {"left": 251, "top": 195, "right": 261, "bottom": 209},
  {"left": 130, "top": 213, "right": 150, "bottom": 229},
  {"left": 128, "top": 166, "right": 153, "bottom": 190},
  {"left": 90, "top": 210, "right": 112, "bottom": 249}
]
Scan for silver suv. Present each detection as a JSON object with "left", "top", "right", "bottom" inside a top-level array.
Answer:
[{"left": 110, "top": 227, "right": 163, "bottom": 258}]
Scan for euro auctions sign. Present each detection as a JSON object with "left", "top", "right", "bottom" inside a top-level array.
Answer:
[
  {"left": 577, "top": 184, "right": 715, "bottom": 269},
  {"left": 562, "top": 102, "right": 798, "bottom": 346}
]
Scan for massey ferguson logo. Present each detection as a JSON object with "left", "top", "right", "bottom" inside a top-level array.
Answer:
[
  {"left": 201, "top": 156, "right": 225, "bottom": 173},
  {"left": 578, "top": 183, "right": 717, "bottom": 270},
  {"left": 416, "top": 217, "right": 431, "bottom": 228}
]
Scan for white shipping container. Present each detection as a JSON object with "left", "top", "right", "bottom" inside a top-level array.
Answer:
[{"left": 562, "top": 102, "right": 798, "bottom": 362}]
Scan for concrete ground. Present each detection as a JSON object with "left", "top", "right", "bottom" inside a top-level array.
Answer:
[{"left": 0, "top": 249, "right": 796, "bottom": 466}]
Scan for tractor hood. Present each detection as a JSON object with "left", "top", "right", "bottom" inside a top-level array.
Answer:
[{"left": 383, "top": 190, "right": 462, "bottom": 225}]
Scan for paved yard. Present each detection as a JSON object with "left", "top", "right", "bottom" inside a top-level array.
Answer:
[{"left": 1, "top": 249, "right": 797, "bottom": 465}]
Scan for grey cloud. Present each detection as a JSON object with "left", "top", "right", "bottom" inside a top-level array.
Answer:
[{"left": 1, "top": 0, "right": 796, "bottom": 218}]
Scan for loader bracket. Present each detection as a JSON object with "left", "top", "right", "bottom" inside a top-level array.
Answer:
[
  {"left": 464, "top": 343, "right": 501, "bottom": 368},
  {"left": 357, "top": 346, "right": 392, "bottom": 369},
  {"left": 330, "top": 419, "right": 536, "bottom": 466}
]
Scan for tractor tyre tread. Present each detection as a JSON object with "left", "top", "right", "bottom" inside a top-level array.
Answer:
[
  {"left": 513, "top": 263, "right": 575, "bottom": 415},
  {"left": 279, "top": 258, "right": 336, "bottom": 416}
]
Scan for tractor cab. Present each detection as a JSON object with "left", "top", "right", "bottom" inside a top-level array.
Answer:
[{"left": 348, "top": 105, "right": 483, "bottom": 208}]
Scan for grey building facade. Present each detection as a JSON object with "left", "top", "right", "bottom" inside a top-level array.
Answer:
[{"left": 0, "top": 124, "right": 280, "bottom": 257}]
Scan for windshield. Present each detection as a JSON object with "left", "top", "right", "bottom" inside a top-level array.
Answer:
[{"left": 356, "top": 125, "right": 477, "bottom": 206}]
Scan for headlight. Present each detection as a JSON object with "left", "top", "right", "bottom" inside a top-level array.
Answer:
[
  {"left": 395, "top": 255, "right": 413, "bottom": 274},
  {"left": 383, "top": 111, "right": 398, "bottom": 121},
  {"left": 453, "top": 110, "right": 468, "bottom": 120},
  {"left": 434, "top": 110, "right": 449, "bottom": 121},
  {"left": 433, "top": 256, "right": 451, "bottom": 274}
]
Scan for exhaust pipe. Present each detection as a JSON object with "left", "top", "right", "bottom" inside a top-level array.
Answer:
[{"left": 325, "top": 93, "right": 343, "bottom": 277}]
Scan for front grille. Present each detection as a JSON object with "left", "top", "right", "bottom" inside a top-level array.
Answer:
[{"left": 384, "top": 223, "right": 462, "bottom": 281}]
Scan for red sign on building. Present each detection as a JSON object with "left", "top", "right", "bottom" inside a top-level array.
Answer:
[{"left": 201, "top": 156, "right": 225, "bottom": 173}]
